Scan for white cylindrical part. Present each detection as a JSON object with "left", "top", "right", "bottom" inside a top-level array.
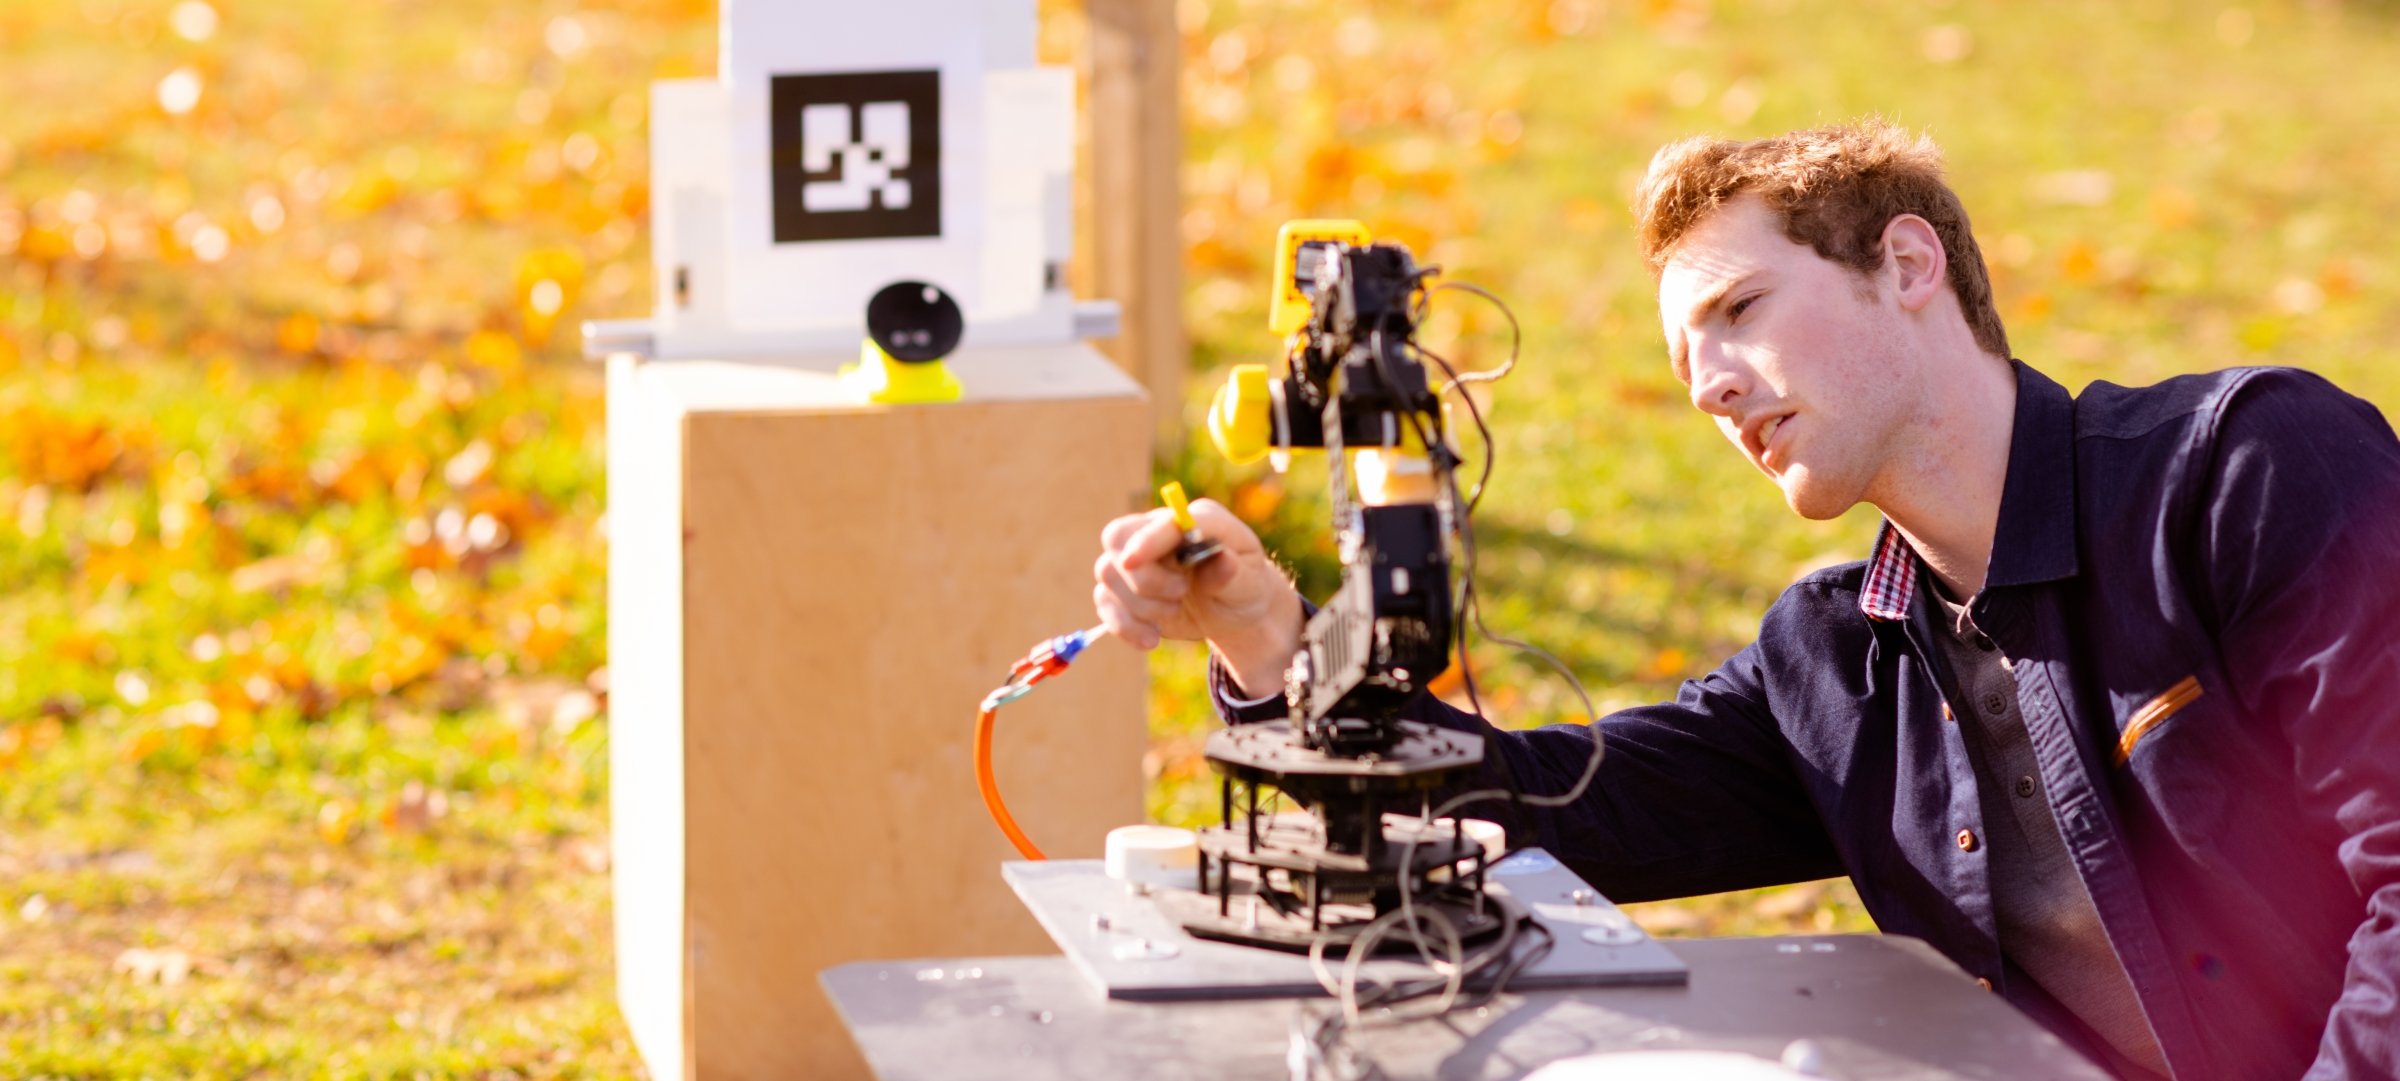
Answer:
[
  {"left": 1104, "top": 825, "right": 1198, "bottom": 890},
  {"left": 1459, "top": 818, "right": 1506, "bottom": 862},
  {"left": 1415, "top": 816, "right": 1508, "bottom": 881}
]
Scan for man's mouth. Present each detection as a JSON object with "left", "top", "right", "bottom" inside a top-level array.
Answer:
[{"left": 1759, "top": 414, "right": 1784, "bottom": 453}]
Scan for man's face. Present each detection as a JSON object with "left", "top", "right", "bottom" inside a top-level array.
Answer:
[{"left": 1657, "top": 196, "right": 1922, "bottom": 520}]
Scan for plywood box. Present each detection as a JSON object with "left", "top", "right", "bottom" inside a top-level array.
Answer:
[{"left": 607, "top": 344, "right": 1151, "bottom": 1080}]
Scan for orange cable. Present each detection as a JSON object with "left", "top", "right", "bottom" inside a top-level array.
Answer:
[{"left": 975, "top": 706, "right": 1046, "bottom": 860}]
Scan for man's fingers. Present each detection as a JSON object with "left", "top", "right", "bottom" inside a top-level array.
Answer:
[
  {"left": 1113, "top": 498, "right": 1257, "bottom": 574},
  {"left": 1118, "top": 553, "right": 1190, "bottom": 602},
  {"left": 1096, "top": 495, "right": 1273, "bottom": 649},
  {"left": 1093, "top": 583, "right": 1160, "bottom": 650},
  {"left": 1182, "top": 498, "right": 1262, "bottom": 555},
  {"left": 1099, "top": 562, "right": 1183, "bottom": 626},
  {"left": 1100, "top": 512, "right": 1152, "bottom": 552},
  {"left": 1116, "top": 511, "right": 1186, "bottom": 572},
  {"left": 1099, "top": 541, "right": 1190, "bottom": 604}
]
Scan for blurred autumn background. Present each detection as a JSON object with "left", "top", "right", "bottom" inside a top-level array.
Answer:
[{"left": 4, "top": 0, "right": 2397, "bottom": 1074}]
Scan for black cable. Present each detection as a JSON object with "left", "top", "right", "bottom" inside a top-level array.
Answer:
[
  {"left": 1412, "top": 343, "right": 1497, "bottom": 512},
  {"left": 1422, "top": 281, "right": 1523, "bottom": 393},
  {"left": 1365, "top": 324, "right": 1529, "bottom": 821},
  {"left": 1291, "top": 273, "right": 1607, "bottom": 1081},
  {"left": 1407, "top": 282, "right": 1607, "bottom": 818},
  {"left": 1462, "top": 914, "right": 1555, "bottom": 1011}
]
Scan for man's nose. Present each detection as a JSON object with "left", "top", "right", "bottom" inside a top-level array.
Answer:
[{"left": 1688, "top": 347, "right": 1744, "bottom": 417}]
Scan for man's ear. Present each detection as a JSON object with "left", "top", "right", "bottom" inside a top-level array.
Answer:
[{"left": 1881, "top": 214, "right": 1947, "bottom": 313}]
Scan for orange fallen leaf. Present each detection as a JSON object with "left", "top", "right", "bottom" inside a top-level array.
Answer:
[
  {"left": 1644, "top": 647, "right": 1689, "bottom": 680},
  {"left": 2058, "top": 241, "right": 2099, "bottom": 284},
  {"left": 276, "top": 313, "right": 320, "bottom": 355},
  {"left": 318, "top": 798, "right": 359, "bottom": 844},
  {"left": 464, "top": 328, "right": 523, "bottom": 372}
]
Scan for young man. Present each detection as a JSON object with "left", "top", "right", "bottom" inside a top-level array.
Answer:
[{"left": 1092, "top": 121, "right": 2400, "bottom": 1079}]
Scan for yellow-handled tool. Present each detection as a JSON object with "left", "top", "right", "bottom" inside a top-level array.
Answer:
[{"left": 1159, "top": 482, "right": 1223, "bottom": 566}]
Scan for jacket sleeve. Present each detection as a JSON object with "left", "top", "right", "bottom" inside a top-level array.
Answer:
[
  {"left": 2195, "top": 370, "right": 2400, "bottom": 1079},
  {"left": 1209, "top": 628, "right": 1842, "bottom": 904}
]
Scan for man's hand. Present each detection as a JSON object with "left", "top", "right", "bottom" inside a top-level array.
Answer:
[{"left": 1093, "top": 498, "right": 1302, "bottom": 698}]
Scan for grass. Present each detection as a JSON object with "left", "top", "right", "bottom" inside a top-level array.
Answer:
[{"left": 4, "top": 0, "right": 2398, "bottom": 1074}]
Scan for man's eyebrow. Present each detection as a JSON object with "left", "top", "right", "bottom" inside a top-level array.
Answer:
[{"left": 1668, "top": 269, "right": 1760, "bottom": 382}]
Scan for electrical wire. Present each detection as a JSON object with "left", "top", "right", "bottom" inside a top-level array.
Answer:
[
  {"left": 1301, "top": 270, "right": 1609, "bottom": 1080},
  {"left": 1413, "top": 342, "right": 1498, "bottom": 512},
  {"left": 1400, "top": 280, "right": 1610, "bottom": 814},
  {"left": 1422, "top": 281, "right": 1522, "bottom": 394},
  {"left": 974, "top": 705, "right": 1045, "bottom": 861},
  {"left": 972, "top": 626, "right": 1107, "bottom": 862},
  {"left": 1293, "top": 287, "right": 1596, "bottom": 1080},
  {"left": 1364, "top": 321, "right": 1531, "bottom": 821}
]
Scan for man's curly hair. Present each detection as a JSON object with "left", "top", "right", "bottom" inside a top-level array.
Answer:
[{"left": 1634, "top": 119, "right": 2010, "bottom": 359}]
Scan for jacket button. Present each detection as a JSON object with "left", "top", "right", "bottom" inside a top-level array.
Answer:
[
  {"left": 1981, "top": 690, "right": 2010, "bottom": 715},
  {"left": 1975, "top": 977, "right": 1993, "bottom": 992},
  {"left": 2015, "top": 775, "right": 2037, "bottom": 799},
  {"left": 1956, "top": 828, "right": 1979, "bottom": 852}
]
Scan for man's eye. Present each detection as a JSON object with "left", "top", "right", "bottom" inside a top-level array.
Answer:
[{"left": 1729, "top": 295, "right": 1758, "bottom": 322}]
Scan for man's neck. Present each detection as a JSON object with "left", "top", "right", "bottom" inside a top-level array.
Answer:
[{"left": 1874, "top": 354, "right": 2019, "bottom": 601}]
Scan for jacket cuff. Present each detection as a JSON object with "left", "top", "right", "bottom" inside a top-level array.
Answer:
[
  {"left": 1208, "top": 596, "right": 1317, "bottom": 725},
  {"left": 1208, "top": 653, "right": 1289, "bottom": 725}
]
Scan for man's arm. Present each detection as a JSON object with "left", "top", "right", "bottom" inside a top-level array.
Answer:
[
  {"left": 2193, "top": 370, "right": 2400, "bottom": 1078},
  {"left": 1106, "top": 488, "right": 1843, "bottom": 904},
  {"left": 1213, "top": 619, "right": 1845, "bottom": 904}
]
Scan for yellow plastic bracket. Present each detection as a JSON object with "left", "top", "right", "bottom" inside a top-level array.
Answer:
[
  {"left": 1206, "top": 364, "right": 1274, "bottom": 466},
  {"left": 1269, "top": 219, "right": 1373, "bottom": 336},
  {"left": 842, "top": 339, "right": 963, "bottom": 404}
]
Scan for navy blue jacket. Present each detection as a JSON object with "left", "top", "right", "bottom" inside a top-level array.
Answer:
[{"left": 1218, "top": 363, "right": 2400, "bottom": 1078}]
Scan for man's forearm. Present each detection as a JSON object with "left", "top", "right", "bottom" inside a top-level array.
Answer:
[{"left": 1210, "top": 586, "right": 1304, "bottom": 700}]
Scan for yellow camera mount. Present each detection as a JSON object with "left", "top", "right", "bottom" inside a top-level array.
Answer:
[
  {"left": 845, "top": 338, "right": 964, "bottom": 404},
  {"left": 841, "top": 280, "right": 967, "bottom": 405}
]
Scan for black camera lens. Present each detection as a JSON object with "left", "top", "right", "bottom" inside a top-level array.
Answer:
[{"left": 866, "top": 281, "right": 964, "bottom": 363}]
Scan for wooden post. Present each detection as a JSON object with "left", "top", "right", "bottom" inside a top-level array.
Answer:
[{"left": 1078, "top": 0, "right": 1185, "bottom": 460}]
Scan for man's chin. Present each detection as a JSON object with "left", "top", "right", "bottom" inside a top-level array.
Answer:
[{"left": 1778, "top": 474, "right": 1858, "bottom": 521}]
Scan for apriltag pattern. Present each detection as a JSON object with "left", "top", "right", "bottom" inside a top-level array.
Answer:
[{"left": 770, "top": 70, "right": 941, "bottom": 243}]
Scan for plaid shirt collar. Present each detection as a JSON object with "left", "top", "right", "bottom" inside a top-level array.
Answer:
[{"left": 1859, "top": 521, "right": 1918, "bottom": 622}]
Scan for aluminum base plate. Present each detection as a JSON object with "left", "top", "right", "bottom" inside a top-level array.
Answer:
[{"left": 1004, "top": 848, "right": 1687, "bottom": 1002}]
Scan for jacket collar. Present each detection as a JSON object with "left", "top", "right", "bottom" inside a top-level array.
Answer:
[
  {"left": 1985, "top": 360, "right": 2080, "bottom": 589},
  {"left": 1859, "top": 360, "right": 2080, "bottom": 622}
]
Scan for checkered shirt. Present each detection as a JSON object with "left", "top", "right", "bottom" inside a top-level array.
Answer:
[{"left": 1858, "top": 523, "right": 1918, "bottom": 622}]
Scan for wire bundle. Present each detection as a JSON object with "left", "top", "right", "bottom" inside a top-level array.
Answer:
[{"left": 1291, "top": 276, "right": 1608, "bottom": 1081}]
